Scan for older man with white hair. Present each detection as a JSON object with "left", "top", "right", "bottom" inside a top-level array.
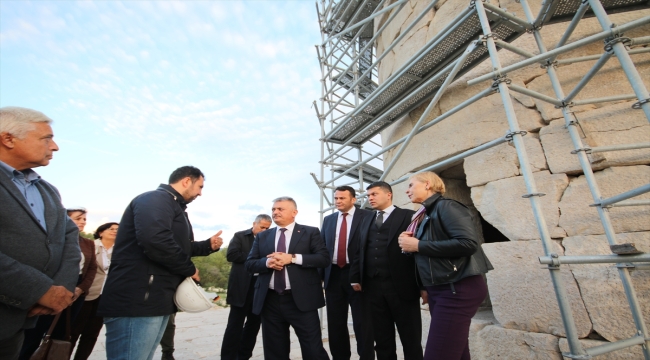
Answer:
[{"left": 0, "top": 107, "right": 80, "bottom": 360}]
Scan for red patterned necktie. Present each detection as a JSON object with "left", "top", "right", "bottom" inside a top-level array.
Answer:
[{"left": 337, "top": 213, "right": 348, "bottom": 268}]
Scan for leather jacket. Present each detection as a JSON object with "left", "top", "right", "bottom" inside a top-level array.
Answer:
[{"left": 414, "top": 193, "right": 493, "bottom": 286}]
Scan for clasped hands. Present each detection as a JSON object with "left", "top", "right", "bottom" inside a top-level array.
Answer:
[
  {"left": 28, "top": 285, "right": 74, "bottom": 317},
  {"left": 266, "top": 252, "right": 292, "bottom": 271},
  {"left": 398, "top": 231, "right": 419, "bottom": 253}
]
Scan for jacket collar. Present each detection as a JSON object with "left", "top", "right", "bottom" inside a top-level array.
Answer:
[
  {"left": 421, "top": 193, "right": 443, "bottom": 210},
  {"left": 157, "top": 184, "right": 188, "bottom": 210}
]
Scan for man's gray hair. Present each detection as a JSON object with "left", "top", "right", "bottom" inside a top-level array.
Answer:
[
  {"left": 272, "top": 196, "right": 297, "bottom": 209},
  {"left": 254, "top": 214, "right": 272, "bottom": 223},
  {"left": 0, "top": 107, "right": 53, "bottom": 139}
]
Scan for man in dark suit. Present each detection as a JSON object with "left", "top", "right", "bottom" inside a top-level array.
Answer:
[
  {"left": 0, "top": 107, "right": 80, "bottom": 360},
  {"left": 221, "top": 214, "right": 272, "bottom": 360},
  {"left": 245, "top": 197, "right": 330, "bottom": 360},
  {"left": 350, "top": 181, "right": 424, "bottom": 360},
  {"left": 322, "top": 186, "right": 373, "bottom": 360}
]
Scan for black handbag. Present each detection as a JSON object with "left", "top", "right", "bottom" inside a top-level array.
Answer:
[{"left": 29, "top": 309, "right": 72, "bottom": 360}]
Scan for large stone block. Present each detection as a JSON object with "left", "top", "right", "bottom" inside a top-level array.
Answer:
[
  {"left": 558, "top": 338, "right": 645, "bottom": 360},
  {"left": 558, "top": 165, "right": 650, "bottom": 236},
  {"left": 474, "top": 325, "right": 562, "bottom": 360},
  {"left": 465, "top": 134, "right": 548, "bottom": 187},
  {"left": 472, "top": 171, "right": 568, "bottom": 240},
  {"left": 539, "top": 101, "right": 650, "bottom": 175},
  {"left": 527, "top": 54, "right": 650, "bottom": 122},
  {"left": 563, "top": 232, "right": 650, "bottom": 342},
  {"left": 483, "top": 240, "right": 592, "bottom": 337},
  {"left": 381, "top": 89, "right": 544, "bottom": 180},
  {"left": 468, "top": 310, "right": 497, "bottom": 359}
]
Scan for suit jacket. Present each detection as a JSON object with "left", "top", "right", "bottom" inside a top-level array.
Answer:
[
  {"left": 245, "top": 224, "right": 329, "bottom": 315},
  {"left": 349, "top": 206, "right": 420, "bottom": 300},
  {"left": 226, "top": 228, "right": 256, "bottom": 307},
  {"left": 77, "top": 236, "right": 98, "bottom": 295},
  {"left": 322, "top": 208, "right": 373, "bottom": 289},
  {"left": 98, "top": 184, "right": 214, "bottom": 317},
  {"left": 0, "top": 172, "right": 80, "bottom": 340}
]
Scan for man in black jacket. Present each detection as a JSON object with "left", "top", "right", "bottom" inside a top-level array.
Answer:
[
  {"left": 350, "top": 181, "right": 424, "bottom": 360},
  {"left": 220, "top": 214, "right": 272, "bottom": 360},
  {"left": 98, "top": 166, "right": 223, "bottom": 360}
]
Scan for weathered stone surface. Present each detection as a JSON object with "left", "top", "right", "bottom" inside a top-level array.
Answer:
[
  {"left": 472, "top": 171, "right": 568, "bottom": 240},
  {"left": 540, "top": 101, "right": 650, "bottom": 175},
  {"left": 465, "top": 134, "right": 548, "bottom": 187},
  {"left": 483, "top": 240, "right": 592, "bottom": 337},
  {"left": 563, "top": 232, "right": 650, "bottom": 342},
  {"left": 527, "top": 55, "right": 650, "bottom": 122},
  {"left": 558, "top": 165, "right": 650, "bottom": 236},
  {"left": 468, "top": 310, "right": 497, "bottom": 359},
  {"left": 558, "top": 338, "right": 645, "bottom": 360},
  {"left": 425, "top": 0, "right": 467, "bottom": 43},
  {"left": 382, "top": 89, "right": 544, "bottom": 181},
  {"left": 474, "top": 325, "right": 562, "bottom": 360},
  {"left": 391, "top": 25, "right": 429, "bottom": 76}
]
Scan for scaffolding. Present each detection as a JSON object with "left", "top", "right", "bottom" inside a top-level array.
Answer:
[{"left": 313, "top": 0, "right": 650, "bottom": 358}]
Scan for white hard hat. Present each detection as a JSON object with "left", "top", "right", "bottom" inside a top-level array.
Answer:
[{"left": 174, "top": 277, "right": 213, "bottom": 313}]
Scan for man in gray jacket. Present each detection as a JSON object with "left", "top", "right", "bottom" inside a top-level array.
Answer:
[{"left": 0, "top": 107, "right": 80, "bottom": 360}]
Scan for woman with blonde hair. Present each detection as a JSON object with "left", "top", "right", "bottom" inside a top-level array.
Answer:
[{"left": 398, "top": 171, "right": 493, "bottom": 360}]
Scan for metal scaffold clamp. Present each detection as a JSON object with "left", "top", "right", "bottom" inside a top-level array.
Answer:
[
  {"left": 603, "top": 23, "right": 631, "bottom": 53},
  {"left": 632, "top": 97, "right": 649, "bottom": 109},
  {"left": 522, "top": 192, "right": 546, "bottom": 198},
  {"left": 504, "top": 130, "right": 527, "bottom": 142},
  {"left": 491, "top": 74, "right": 511, "bottom": 90}
]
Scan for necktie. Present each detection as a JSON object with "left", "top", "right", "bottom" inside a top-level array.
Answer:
[
  {"left": 375, "top": 210, "right": 385, "bottom": 228},
  {"left": 337, "top": 213, "right": 348, "bottom": 268},
  {"left": 274, "top": 228, "right": 287, "bottom": 293}
]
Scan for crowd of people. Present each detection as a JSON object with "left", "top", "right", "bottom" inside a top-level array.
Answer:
[{"left": 1, "top": 105, "right": 493, "bottom": 360}]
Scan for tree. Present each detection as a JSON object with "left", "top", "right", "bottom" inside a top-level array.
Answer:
[{"left": 192, "top": 248, "right": 231, "bottom": 289}]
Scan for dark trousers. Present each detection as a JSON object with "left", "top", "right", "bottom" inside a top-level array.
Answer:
[
  {"left": 0, "top": 330, "right": 24, "bottom": 360},
  {"left": 160, "top": 312, "right": 176, "bottom": 353},
  {"left": 221, "top": 281, "right": 261, "bottom": 360},
  {"left": 362, "top": 276, "right": 423, "bottom": 360},
  {"left": 424, "top": 275, "right": 487, "bottom": 360},
  {"left": 70, "top": 297, "right": 103, "bottom": 360},
  {"left": 260, "top": 291, "right": 329, "bottom": 360},
  {"left": 19, "top": 295, "right": 85, "bottom": 360},
  {"left": 325, "top": 265, "right": 372, "bottom": 360}
]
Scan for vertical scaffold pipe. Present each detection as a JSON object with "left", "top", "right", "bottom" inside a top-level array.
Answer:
[
  {"left": 519, "top": 0, "right": 650, "bottom": 358},
  {"left": 473, "top": 0, "right": 588, "bottom": 356},
  {"left": 588, "top": 0, "right": 650, "bottom": 121}
]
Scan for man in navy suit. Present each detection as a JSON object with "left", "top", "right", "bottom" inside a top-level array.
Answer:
[
  {"left": 350, "top": 181, "right": 424, "bottom": 360},
  {"left": 321, "top": 186, "right": 373, "bottom": 360},
  {"left": 245, "top": 197, "right": 330, "bottom": 360}
]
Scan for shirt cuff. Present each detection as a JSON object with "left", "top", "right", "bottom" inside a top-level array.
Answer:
[
  {"left": 266, "top": 258, "right": 272, "bottom": 268},
  {"left": 295, "top": 254, "right": 303, "bottom": 265}
]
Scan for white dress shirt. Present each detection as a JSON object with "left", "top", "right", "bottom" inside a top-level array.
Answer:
[
  {"left": 377, "top": 204, "right": 396, "bottom": 222},
  {"left": 267, "top": 222, "right": 303, "bottom": 290},
  {"left": 333, "top": 206, "right": 356, "bottom": 265}
]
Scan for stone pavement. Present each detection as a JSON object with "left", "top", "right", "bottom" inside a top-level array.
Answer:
[{"left": 85, "top": 306, "right": 406, "bottom": 359}]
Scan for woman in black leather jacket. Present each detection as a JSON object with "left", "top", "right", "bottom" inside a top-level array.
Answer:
[{"left": 398, "top": 171, "right": 493, "bottom": 360}]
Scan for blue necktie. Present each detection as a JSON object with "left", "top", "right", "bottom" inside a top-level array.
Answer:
[{"left": 274, "top": 228, "right": 287, "bottom": 293}]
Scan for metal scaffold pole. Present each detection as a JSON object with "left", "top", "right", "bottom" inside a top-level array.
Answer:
[{"left": 312, "top": 0, "right": 650, "bottom": 356}]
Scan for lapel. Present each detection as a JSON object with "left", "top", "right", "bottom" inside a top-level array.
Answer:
[
  {"left": 387, "top": 207, "right": 404, "bottom": 245},
  {"left": 325, "top": 213, "right": 337, "bottom": 251},
  {"left": 348, "top": 210, "right": 364, "bottom": 244},
  {"left": 288, "top": 224, "right": 305, "bottom": 254},
  {"left": 37, "top": 181, "right": 60, "bottom": 234},
  {"left": 265, "top": 228, "right": 278, "bottom": 255},
  {"left": 0, "top": 172, "right": 47, "bottom": 234}
]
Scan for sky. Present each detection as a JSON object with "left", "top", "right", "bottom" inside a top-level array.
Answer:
[{"left": 0, "top": 0, "right": 327, "bottom": 244}]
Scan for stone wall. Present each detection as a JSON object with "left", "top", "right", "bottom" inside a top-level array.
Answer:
[{"left": 373, "top": 0, "right": 650, "bottom": 358}]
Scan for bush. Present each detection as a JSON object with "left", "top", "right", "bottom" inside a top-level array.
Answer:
[{"left": 192, "top": 248, "right": 231, "bottom": 289}]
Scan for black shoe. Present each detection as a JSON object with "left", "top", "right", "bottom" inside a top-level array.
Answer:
[{"left": 161, "top": 352, "right": 175, "bottom": 360}]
